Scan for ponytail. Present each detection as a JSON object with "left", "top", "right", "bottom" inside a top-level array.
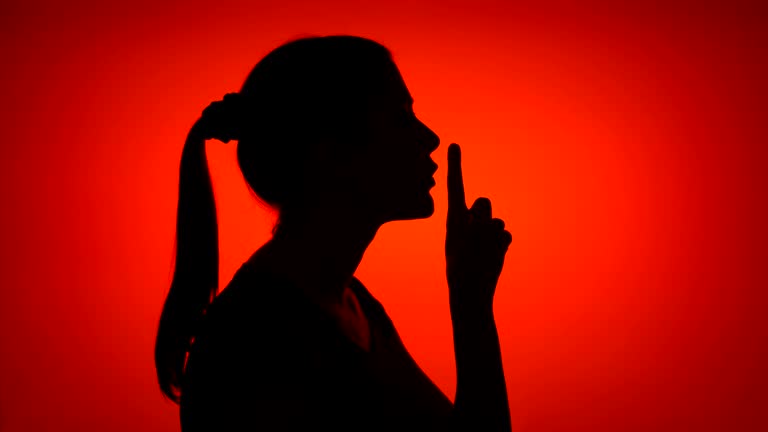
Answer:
[{"left": 155, "top": 95, "right": 242, "bottom": 403}]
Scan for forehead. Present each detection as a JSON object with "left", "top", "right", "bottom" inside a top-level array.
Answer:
[{"left": 371, "top": 60, "right": 413, "bottom": 105}]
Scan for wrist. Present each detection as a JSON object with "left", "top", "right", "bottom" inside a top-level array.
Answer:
[{"left": 450, "top": 302, "right": 494, "bottom": 326}]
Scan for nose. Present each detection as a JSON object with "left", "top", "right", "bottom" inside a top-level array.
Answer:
[{"left": 418, "top": 120, "right": 440, "bottom": 154}]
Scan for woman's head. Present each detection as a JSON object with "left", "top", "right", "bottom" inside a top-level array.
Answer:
[
  {"left": 156, "top": 35, "right": 439, "bottom": 403},
  {"left": 234, "top": 35, "right": 440, "bottom": 232}
]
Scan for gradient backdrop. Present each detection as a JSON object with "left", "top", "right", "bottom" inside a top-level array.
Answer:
[{"left": 1, "top": 1, "right": 767, "bottom": 431}]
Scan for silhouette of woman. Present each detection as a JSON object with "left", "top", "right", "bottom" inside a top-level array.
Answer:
[{"left": 155, "top": 35, "right": 513, "bottom": 432}]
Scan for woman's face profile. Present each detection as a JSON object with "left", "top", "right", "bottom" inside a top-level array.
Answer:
[{"left": 345, "top": 60, "right": 441, "bottom": 225}]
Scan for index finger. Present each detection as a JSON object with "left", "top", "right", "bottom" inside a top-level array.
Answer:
[{"left": 447, "top": 143, "right": 467, "bottom": 215}]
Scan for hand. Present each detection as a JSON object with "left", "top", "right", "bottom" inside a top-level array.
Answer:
[
  {"left": 445, "top": 143, "right": 513, "bottom": 317},
  {"left": 189, "top": 93, "right": 243, "bottom": 143}
]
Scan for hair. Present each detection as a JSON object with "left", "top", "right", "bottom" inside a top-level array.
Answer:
[{"left": 155, "top": 35, "right": 394, "bottom": 403}]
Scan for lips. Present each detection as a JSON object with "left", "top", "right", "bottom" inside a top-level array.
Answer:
[
  {"left": 417, "top": 161, "right": 438, "bottom": 188},
  {"left": 425, "top": 162, "right": 437, "bottom": 188}
]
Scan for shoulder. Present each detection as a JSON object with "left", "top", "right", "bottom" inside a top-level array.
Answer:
[
  {"left": 180, "top": 266, "right": 334, "bottom": 430},
  {"left": 186, "top": 264, "right": 328, "bottom": 367},
  {"left": 181, "top": 265, "right": 328, "bottom": 393}
]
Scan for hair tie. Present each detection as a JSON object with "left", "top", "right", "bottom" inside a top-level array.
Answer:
[{"left": 199, "top": 92, "right": 245, "bottom": 143}]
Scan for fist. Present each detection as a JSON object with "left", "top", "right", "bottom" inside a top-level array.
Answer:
[{"left": 445, "top": 143, "right": 512, "bottom": 316}]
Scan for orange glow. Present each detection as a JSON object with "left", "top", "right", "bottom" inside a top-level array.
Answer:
[{"left": 1, "top": 1, "right": 766, "bottom": 431}]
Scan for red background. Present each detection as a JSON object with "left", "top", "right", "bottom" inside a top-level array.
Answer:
[{"left": 1, "top": 1, "right": 767, "bottom": 431}]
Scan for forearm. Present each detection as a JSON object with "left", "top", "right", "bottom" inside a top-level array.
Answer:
[{"left": 451, "top": 307, "right": 511, "bottom": 432}]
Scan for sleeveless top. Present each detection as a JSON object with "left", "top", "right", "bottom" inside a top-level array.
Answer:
[{"left": 179, "top": 262, "right": 455, "bottom": 431}]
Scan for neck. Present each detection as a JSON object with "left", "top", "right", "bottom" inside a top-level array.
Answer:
[{"left": 251, "top": 208, "right": 381, "bottom": 309}]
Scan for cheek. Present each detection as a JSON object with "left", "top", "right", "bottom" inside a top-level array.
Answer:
[
  {"left": 355, "top": 133, "right": 412, "bottom": 196},
  {"left": 354, "top": 162, "right": 401, "bottom": 207}
]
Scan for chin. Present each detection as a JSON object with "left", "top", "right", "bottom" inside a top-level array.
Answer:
[
  {"left": 390, "top": 195, "right": 435, "bottom": 222},
  {"left": 416, "top": 198, "right": 435, "bottom": 218}
]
